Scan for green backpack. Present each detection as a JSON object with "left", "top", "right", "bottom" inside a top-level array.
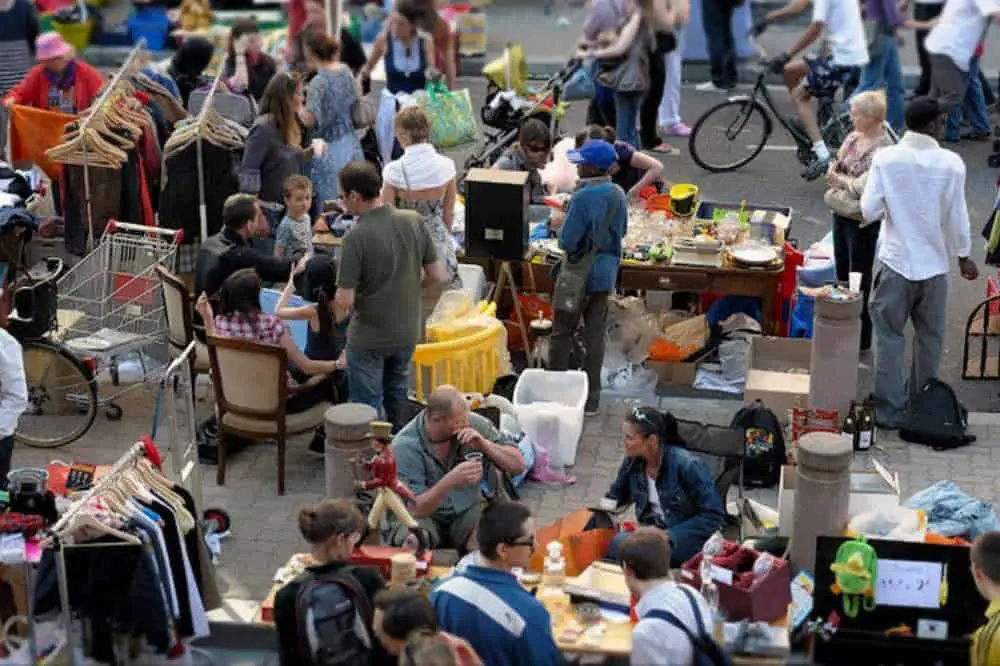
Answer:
[{"left": 829, "top": 537, "right": 878, "bottom": 618}]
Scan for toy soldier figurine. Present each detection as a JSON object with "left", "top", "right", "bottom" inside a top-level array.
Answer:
[{"left": 355, "top": 421, "right": 419, "bottom": 534}]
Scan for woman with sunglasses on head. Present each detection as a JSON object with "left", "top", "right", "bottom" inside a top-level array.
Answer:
[
  {"left": 493, "top": 118, "right": 553, "bottom": 223},
  {"left": 600, "top": 406, "right": 725, "bottom": 566}
]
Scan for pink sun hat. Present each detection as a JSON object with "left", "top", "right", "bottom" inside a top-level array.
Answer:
[{"left": 35, "top": 32, "right": 74, "bottom": 61}]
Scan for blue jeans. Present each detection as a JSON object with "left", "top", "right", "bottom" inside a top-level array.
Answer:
[
  {"left": 614, "top": 91, "right": 643, "bottom": 150},
  {"left": 853, "top": 34, "right": 904, "bottom": 133},
  {"left": 945, "top": 58, "right": 990, "bottom": 141},
  {"left": 345, "top": 344, "right": 414, "bottom": 427}
]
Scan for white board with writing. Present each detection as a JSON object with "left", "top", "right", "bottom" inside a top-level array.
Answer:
[{"left": 875, "top": 559, "right": 943, "bottom": 609}]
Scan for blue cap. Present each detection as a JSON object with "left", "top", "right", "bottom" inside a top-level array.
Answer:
[{"left": 567, "top": 139, "right": 617, "bottom": 170}]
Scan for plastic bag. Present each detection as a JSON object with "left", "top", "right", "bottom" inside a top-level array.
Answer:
[
  {"left": 418, "top": 83, "right": 478, "bottom": 149},
  {"left": 847, "top": 507, "right": 927, "bottom": 542}
]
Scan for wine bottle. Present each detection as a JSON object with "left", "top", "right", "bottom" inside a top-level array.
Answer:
[
  {"left": 842, "top": 402, "right": 858, "bottom": 449},
  {"left": 857, "top": 400, "right": 875, "bottom": 451}
]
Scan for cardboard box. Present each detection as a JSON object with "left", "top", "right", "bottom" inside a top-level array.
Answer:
[
  {"left": 744, "top": 337, "right": 812, "bottom": 418},
  {"left": 777, "top": 460, "right": 901, "bottom": 536},
  {"left": 649, "top": 359, "right": 700, "bottom": 387},
  {"left": 680, "top": 542, "right": 792, "bottom": 622}
]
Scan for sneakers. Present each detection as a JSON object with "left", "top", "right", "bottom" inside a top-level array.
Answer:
[
  {"left": 695, "top": 81, "right": 730, "bottom": 93},
  {"left": 661, "top": 122, "right": 692, "bottom": 137},
  {"left": 801, "top": 156, "right": 830, "bottom": 181},
  {"left": 585, "top": 400, "right": 600, "bottom": 416}
]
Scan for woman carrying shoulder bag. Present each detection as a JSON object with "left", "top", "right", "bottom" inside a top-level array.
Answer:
[{"left": 823, "top": 91, "right": 893, "bottom": 352}]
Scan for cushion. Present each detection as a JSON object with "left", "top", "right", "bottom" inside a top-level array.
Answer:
[{"left": 221, "top": 401, "right": 332, "bottom": 436}]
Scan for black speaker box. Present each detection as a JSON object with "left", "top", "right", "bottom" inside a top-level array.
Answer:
[{"left": 463, "top": 168, "right": 529, "bottom": 261}]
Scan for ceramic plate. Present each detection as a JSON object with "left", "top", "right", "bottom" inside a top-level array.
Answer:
[{"left": 730, "top": 244, "right": 778, "bottom": 266}]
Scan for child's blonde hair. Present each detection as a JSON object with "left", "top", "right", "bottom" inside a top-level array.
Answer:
[{"left": 283, "top": 174, "right": 313, "bottom": 200}]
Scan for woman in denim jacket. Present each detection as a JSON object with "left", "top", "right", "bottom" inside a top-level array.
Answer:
[{"left": 602, "top": 406, "right": 725, "bottom": 566}]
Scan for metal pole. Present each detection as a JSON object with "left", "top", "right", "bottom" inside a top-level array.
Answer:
[
  {"left": 195, "top": 68, "right": 224, "bottom": 243},
  {"left": 54, "top": 540, "right": 79, "bottom": 666}
]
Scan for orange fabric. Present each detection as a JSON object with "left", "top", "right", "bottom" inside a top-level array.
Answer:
[
  {"left": 7, "top": 104, "right": 76, "bottom": 180},
  {"left": 530, "top": 509, "right": 614, "bottom": 576}
]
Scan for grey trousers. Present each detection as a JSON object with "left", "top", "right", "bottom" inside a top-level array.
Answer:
[
  {"left": 869, "top": 264, "right": 947, "bottom": 427},
  {"left": 929, "top": 53, "right": 969, "bottom": 114},
  {"left": 549, "top": 291, "right": 610, "bottom": 406}
]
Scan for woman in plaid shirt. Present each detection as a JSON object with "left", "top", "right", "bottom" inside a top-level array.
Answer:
[{"left": 196, "top": 268, "right": 344, "bottom": 416}]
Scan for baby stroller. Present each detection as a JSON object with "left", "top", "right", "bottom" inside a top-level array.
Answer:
[{"left": 462, "top": 45, "right": 582, "bottom": 177}]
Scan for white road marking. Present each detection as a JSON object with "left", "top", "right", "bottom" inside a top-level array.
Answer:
[{"left": 758, "top": 145, "right": 797, "bottom": 151}]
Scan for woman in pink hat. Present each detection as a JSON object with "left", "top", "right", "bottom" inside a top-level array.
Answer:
[{"left": 4, "top": 31, "right": 104, "bottom": 114}]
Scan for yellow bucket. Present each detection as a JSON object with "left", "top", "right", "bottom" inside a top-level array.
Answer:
[
  {"left": 669, "top": 183, "right": 699, "bottom": 217},
  {"left": 53, "top": 19, "right": 94, "bottom": 51},
  {"left": 412, "top": 313, "right": 505, "bottom": 402}
]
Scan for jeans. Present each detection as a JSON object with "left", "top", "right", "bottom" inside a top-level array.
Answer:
[
  {"left": 702, "top": 0, "right": 737, "bottom": 88},
  {"left": 854, "top": 34, "right": 904, "bottom": 132},
  {"left": 869, "top": 265, "right": 947, "bottom": 428},
  {"left": 346, "top": 344, "right": 414, "bottom": 428},
  {"left": 614, "top": 92, "right": 643, "bottom": 151},
  {"left": 640, "top": 50, "right": 666, "bottom": 148},
  {"left": 548, "top": 292, "right": 610, "bottom": 407},
  {"left": 0, "top": 435, "right": 12, "bottom": 491},
  {"left": 658, "top": 27, "right": 687, "bottom": 127},
  {"left": 832, "top": 215, "right": 880, "bottom": 351},
  {"left": 944, "top": 58, "right": 991, "bottom": 141},
  {"left": 913, "top": 2, "right": 943, "bottom": 95}
]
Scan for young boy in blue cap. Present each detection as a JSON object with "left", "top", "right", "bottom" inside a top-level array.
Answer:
[{"left": 548, "top": 139, "right": 628, "bottom": 415}]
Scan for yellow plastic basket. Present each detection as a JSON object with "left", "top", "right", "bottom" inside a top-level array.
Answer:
[
  {"left": 53, "top": 18, "right": 94, "bottom": 51},
  {"left": 412, "top": 313, "right": 505, "bottom": 402}
]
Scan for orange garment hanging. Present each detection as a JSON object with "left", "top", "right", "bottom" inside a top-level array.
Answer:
[{"left": 8, "top": 104, "right": 77, "bottom": 181}]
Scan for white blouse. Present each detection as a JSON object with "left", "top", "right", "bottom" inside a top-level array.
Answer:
[{"left": 382, "top": 142, "right": 457, "bottom": 191}]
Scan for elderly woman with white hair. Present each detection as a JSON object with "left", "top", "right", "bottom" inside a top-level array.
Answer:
[{"left": 823, "top": 90, "right": 894, "bottom": 353}]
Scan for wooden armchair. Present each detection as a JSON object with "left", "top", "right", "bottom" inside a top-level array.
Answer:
[{"left": 155, "top": 265, "right": 210, "bottom": 384}]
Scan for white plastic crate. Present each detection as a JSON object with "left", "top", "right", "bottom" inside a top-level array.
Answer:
[{"left": 513, "top": 369, "right": 588, "bottom": 468}]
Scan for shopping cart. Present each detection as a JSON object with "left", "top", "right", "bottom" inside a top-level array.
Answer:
[{"left": 53, "top": 221, "right": 183, "bottom": 419}]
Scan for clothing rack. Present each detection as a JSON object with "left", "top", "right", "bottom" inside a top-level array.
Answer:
[
  {"left": 194, "top": 68, "right": 225, "bottom": 242},
  {"left": 77, "top": 38, "right": 147, "bottom": 252}
]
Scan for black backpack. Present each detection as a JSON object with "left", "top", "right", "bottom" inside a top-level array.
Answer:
[
  {"left": 730, "top": 400, "right": 785, "bottom": 488},
  {"left": 644, "top": 586, "right": 733, "bottom": 666},
  {"left": 294, "top": 568, "right": 373, "bottom": 666},
  {"left": 899, "top": 379, "right": 976, "bottom": 451}
]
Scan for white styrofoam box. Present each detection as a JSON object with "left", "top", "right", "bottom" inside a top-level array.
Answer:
[
  {"left": 777, "top": 460, "right": 900, "bottom": 536},
  {"left": 457, "top": 263, "right": 486, "bottom": 301},
  {"left": 513, "top": 369, "right": 588, "bottom": 468}
]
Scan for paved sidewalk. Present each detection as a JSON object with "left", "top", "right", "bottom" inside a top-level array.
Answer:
[{"left": 13, "top": 387, "right": 1000, "bottom": 621}]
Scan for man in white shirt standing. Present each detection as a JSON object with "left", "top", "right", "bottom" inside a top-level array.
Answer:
[
  {"left": 924, "top": 0, "right": 1000, "bottom": 112},
  {"left": 620, "top": 528, "right": 720, "bottom": 666},
  {"left": 861, "top": 97, "right": 978, "bottom": 429},
  {"left": 759, "top": 0, "right": 869, "bottom": 181},
  {"left": 0, "top": 326, "right": 27, "bottom": 489}
]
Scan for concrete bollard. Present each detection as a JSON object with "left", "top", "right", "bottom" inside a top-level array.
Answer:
[
  {"left": 324, "top": 403, "right": 378, "bottom": 500},
  {"left": 790, "top": 431, "right": 853, "bottom": 573}
]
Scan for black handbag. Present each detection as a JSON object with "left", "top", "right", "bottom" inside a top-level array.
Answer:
[{"left": 652, "top": 31, "right": 677, "bottom": 55}]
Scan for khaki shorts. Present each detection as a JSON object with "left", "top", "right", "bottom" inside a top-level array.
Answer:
[{"left": 385, "top": 502, "right": 485, "bottom": 551}]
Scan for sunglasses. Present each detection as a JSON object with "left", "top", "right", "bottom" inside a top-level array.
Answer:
[
  {"left": 631, "top": 407, "right": 656, "bottom": 426},
  {"left": 523, "top": 142, "right": 551, "bottom": 153},
  {"left": 504, "top": 535, "right": 536, "bottom": 552}
]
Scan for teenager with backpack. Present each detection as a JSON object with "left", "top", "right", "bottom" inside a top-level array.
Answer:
[
  {"left": 620, "top": 528, "right": 732, "bottom": 666},
  {"left": 273, "top": 499, "right": 394, "bottom": 666}
]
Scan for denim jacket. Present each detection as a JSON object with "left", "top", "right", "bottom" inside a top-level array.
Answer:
[{"left": 606, "top": 445, "right": 725, "bottom": 563}]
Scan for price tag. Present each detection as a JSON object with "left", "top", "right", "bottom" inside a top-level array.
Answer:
[{"left": 710, "top": 564, "right": 734, "bottom": 586}]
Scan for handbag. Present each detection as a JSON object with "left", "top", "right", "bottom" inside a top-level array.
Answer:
[
  {"left": 824, "top": 186, "right": 863, "bottom": 220},
  {"left": 552, "top": 192, "right": 620, "bottom": 316},
  {"left": 652, "top": 30, "right": 676, "bottom": 55},
  {"left": 597, "top": 48, "right": 649, "bottom": 93},
  {"left": 350, "top": 72, "right": 376, "bottom": 130},
  {"left": 418, "top": 82, "right": 478, "bottom": 148}
]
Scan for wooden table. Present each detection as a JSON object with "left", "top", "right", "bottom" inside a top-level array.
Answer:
[
  {"left": 518, "top": 259, "right": 785, "bottom": 334},
  {"left": 312, "top": 232, "right": 342, "bottom": 249},
  {"left": 257, "top": 556, "right": 790, "bottom": 663}
]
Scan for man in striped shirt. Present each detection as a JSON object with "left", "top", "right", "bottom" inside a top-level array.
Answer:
[{"left": 971, "top": 531, "right": 1000, "bottom": 666}]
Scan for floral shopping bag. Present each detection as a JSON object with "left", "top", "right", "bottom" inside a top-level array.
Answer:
[{"left": 419, "top": 82, "right": 478, "bottom": 149}]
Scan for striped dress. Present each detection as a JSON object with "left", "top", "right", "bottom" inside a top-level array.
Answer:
[{"left": 0, "top": 0, "right": 37, "bottom": 97}]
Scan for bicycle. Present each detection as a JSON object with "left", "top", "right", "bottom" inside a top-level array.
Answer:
[
  {"left": 1, "top": 215, "right": 98, "bottom": 449},
  {"left": 688, "top": 28, "right": 862, "bottom": 174}
]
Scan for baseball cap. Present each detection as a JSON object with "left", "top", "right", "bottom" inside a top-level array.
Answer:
[{"left": 567, "top": 139, "right": 618, "bottom": 170}]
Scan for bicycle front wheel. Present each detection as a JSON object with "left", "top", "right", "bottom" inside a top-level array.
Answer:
[
  {"left": 17, "top": 340, "right": 98, "bottom": 448},
  {"left": 689, "top": 99, "right": 771, "bottom": 172}
]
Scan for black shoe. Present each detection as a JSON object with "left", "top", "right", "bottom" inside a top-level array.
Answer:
[
  {"left": 801, "top": 157, "right": 830, "bottom": 181},
  {"left": 585, "top": 399, "right": 600, "bottom": 416},
  {"left": 198, "top": 442, "right": 218, "bottom": 465},
  {"left": 963, "top": 130, "right": 991, "bottom": 141},
  {"left": 309, "top": 428, "right": 326, "bottom": 454}
]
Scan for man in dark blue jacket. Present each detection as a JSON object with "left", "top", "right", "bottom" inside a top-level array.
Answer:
[{"left": 548, "top": 139, "right": 628, "bottom": 415}]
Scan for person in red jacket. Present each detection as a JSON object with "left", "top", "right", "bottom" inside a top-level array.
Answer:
[{"left": 4, "top": 32, "right": 104, "bottom": 114}]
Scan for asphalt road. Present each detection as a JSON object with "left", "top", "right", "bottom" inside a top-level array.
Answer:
[{"left": 446, "top": 77, "right": 1000, "bottom": 412}]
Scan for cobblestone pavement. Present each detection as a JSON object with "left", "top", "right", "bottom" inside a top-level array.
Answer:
[{"left": 12, "top": 387, "right": 1000, "bottom": 621}]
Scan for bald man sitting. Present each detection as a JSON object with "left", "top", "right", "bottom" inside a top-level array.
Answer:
[{"left": 387, "top": 385, "right": 527, "bottom": 553}]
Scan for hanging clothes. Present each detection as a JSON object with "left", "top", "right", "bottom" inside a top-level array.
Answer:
[
  {"left": 7, "top": 104, "right": 75, "bottom": 180},
  {"left": 159, "top": 141, "right": 241, "bottom": 273}
]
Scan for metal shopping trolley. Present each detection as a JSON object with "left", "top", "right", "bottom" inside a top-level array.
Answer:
[{"left": 53, "top": 221, "right": 183, "bottom": 419}]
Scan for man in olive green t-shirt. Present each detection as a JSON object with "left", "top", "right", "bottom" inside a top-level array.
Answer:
[{"left": 335, "top": 161, "right": 446, "bottom": 426}]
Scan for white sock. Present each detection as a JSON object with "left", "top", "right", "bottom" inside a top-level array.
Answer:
[{"left": 813, "top": 141, "right": 830, "bottom": 161}]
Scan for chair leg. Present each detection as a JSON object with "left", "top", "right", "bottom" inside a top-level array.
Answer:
[
  {"left": 217, "top": 431, "right": 227, "bottom": 487},
  {"left": 277, "top": 435, "right": 286, "bottom": 495}
]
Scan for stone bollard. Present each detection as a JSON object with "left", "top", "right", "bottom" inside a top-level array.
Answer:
[
  {"left": 809, "top": 292, "right": 862, "bottom": 417},
  {"left": 790, "top": 431, "right": 852, "bottom": 573},
  {"left": 325, "top": 403, "right": 378, "bottom": 500}
]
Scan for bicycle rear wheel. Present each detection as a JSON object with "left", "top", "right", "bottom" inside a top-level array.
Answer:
[
  {"left": 689, "top": 99, "right": 771, "bottom": 172},
  {"left": 17, "top": 339, "right": 98, "bottom": 449}
]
